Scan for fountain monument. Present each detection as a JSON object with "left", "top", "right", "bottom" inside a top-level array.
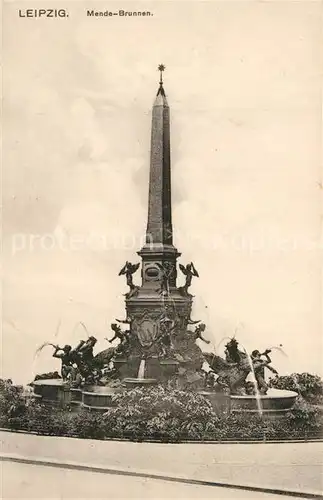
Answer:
[{"left": 33, "top": 66, "right": 297, "bottom": 417}]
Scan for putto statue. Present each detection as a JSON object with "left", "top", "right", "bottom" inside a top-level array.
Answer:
[
  {"left": 107, "top": 323, "right": 131, "bottom": 356},
  {"left": 156, "top": 314, "right": 177, "bottom": 357},
  {"left": 187, "top": 317, "right": 201, "bottom": 325},
  {"left": 118, "top": 261, "right": 140, "bottom": 298},
  {"left": 178, "top": 262, "right": 199, "bottom": 297},
  {"left": 193, "top": 323, "right": 210, "bottom": 344},
  {"left": 115, "top": 316, "right": 132, "bottom": 324},
  {"left": 156, "top": 262, "right": 173, "bottom": 296},
  {"left": 107, "top": 323, "right": 125, "bottom": 343}
]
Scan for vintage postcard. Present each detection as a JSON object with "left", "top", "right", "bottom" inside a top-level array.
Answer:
[{"left": 1, "top": 1, "right": 322, "bottom": 498}]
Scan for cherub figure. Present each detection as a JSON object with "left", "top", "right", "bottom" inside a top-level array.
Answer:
[
  {"left": 156, "top": 262, "right": 173, "bottom": 296},
  {"left": 204, "top": 371, "right": 216, "bottom": 389},
  {"left": 156, "top": 315, "right": 176, "bottom": 357},
  {"left": 178, "top": 262, "right": 199, "bottom": 296},
  {"left": 187, "top": 317, "right": 201, "bottom": 325},
  {"left": 107, "top": 323, "right": 126, "bottom": 343},
  {"left": 106, "top": 323, "right": 130, "bottom": 356},
  {"left": 193, "top": 323, "right": 210, "bottom": 344},
  {"left": 119, "top": 261, "right": 140, "bottom": 298},
  {"left": 115, "top": 316, "right": 132, "bottom": 324}
]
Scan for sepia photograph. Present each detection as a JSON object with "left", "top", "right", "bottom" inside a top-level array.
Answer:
[{"left": 1, "top": 1, "right": 322, "bottom": 498}]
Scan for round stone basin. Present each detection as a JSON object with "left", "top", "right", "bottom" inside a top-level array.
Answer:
[
  {"left": 83, "top": 385, "right": 120, "bottom": 394},
  {"left": 82, "top": 385, "right": 121, "bottom": 410},
  {"left": 230, "top": 388, "right": 298, "bottom": 415},
  {"left": 70, "top": 388, "right": 82, "bottom": 402},
  {"left": 197, "top": 390, "right": 230, "bottom": 414},
  {"left": 32, "top": 378, "right": 65, "bottom": 402},
  {"left": 70, "top": 388, "right": 82, "bottom": 410},
  {"left": 33, "top": 378, "right": 62, "bottom": 386}
]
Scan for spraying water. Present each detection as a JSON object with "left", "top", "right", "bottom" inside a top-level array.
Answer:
[
  {"left": 138, "top": 359, "right": 146, "bottom": 379},
  {"left": 72, "top": 321, "right": 90, "bottom": 338},
  {"left": 34, "top": 342, "right": 57, "bottom": 358},
  {"left": 215, "top": 323, "right": 244, "bottom": 352},
  {"left": 54, "top": 319, "right": 61, "bottom": 338},
  {"left": 239, "top": 343, "right": 263, "bottom": 418},
  {"left": 268, "top": 345, "right": 288, "bottom": 358},
  {"left": 215, "top": 336, "right": 233, "bottom": 352},
  {"left": 32, "top": 342, "right": 58, "bottom": 382}
]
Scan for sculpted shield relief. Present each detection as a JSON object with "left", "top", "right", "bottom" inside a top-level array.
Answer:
[{"left": 131, "top": 311, "right": 160, "bottom": 347}]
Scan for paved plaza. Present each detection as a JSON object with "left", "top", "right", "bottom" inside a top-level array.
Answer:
[
  {"left": 2, "top": 461, "right": 313, "bottom": 499},
  {"left": 1, "top": 431, "right": 322, "bottom": 497}
]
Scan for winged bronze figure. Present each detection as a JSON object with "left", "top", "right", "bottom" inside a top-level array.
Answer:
[
  {"left": 178, "top": 262, "right": 199, "bottom": 296},
  {"left": 118, "top": 261, "right": 140, "bottom": 298}
]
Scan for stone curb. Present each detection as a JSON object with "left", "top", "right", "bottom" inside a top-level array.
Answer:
[{"left": 1, "top": 453, "right": 322, "bottom": 499}]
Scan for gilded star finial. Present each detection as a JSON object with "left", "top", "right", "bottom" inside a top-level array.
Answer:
[{"left": 158, "top": 64, "right": 165, "bottom": 84}]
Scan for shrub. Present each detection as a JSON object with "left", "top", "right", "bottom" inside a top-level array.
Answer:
[
  {"left": 285, "top": 398, "right": 323, "bottom": 433},
  {"left": 27, "top": 404, "right": 75, "bottom": 436},
  {"left": 208, "top": 412, "right": 273, "bottom": 441},
  {"left": 71, "top": 410, "right": 106, "bottom": 440},
  {"left": 0, "top": 379, "right": 27, "bottom": 428},
  {"left": 270, "top": 373, "right": 323, "bottom": 404},
  {"left": 5, "top": 401, "right": 74, "bottom": 436},
  {"left": 103, "top": 386, "right": 217, "bottom": 441}
]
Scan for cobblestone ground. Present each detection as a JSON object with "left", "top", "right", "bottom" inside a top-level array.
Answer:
[{"left": 0, "top": 431, "right": 322, "bottom": 495}]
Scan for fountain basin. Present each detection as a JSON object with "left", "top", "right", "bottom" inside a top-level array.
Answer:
[
  {"left": 32, "top": 379, "right": 122, "bottom": 411},
  {"left": 31, "top": 380, "right": 297, "bottom": 418},
  {"left": 70, "top": 388, "right": 82, "bottom": 410},
  {"left": 230, "top": 388, "right": 297, "bottom": 416},
  {"left": 32, "top": 379, "right": 70, "bottom": 406},
  {"left": 82, "top": 385, "right": 121, "bottom": 411},
  {"left": 197, "top": 390, "right": 230, "bottom": 414}
]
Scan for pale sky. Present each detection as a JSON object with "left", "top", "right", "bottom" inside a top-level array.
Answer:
[{"left": 2, "top": 1, "right": 323, "bottom": 383}]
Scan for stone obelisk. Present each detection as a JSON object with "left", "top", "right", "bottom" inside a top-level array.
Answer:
[{"left": 125, "top": 65, "right": 193, "bottom": 356}]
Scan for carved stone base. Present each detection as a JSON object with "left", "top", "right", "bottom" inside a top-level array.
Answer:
[{"left": 125, "top": 293, "right": 192, "bottom": 351}]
